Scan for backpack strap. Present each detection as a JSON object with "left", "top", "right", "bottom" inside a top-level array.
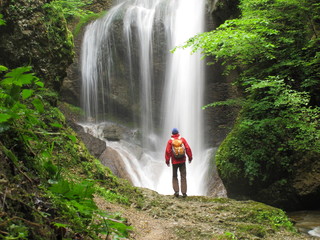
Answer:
[{"left": 171, "top": 136, "right": 181, "bottom": 141}]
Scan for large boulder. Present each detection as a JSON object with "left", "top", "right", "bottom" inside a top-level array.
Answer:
[
  {"left": 74, "top": 123, "right": 107, "bottom": 158},
  {"left": 99, "top": 147, "right": 133, "bottom": 183},
  {"left": 216, "top": 123, "right": 320, "bottom": 211}
]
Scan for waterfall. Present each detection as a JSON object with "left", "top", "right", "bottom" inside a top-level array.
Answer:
[{"left": 81, "top": 0, "right": 214, "bottom": 195}]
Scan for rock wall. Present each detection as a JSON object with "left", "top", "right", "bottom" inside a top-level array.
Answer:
[
  {"left": 0, "top": 0, "right": 74, "bottom": 92},
  {"left": 204, "top": 0, "right": 241, "bottom": 147},
  {"left": 60, "top": 0, "right": 114, "bottom": 107}
]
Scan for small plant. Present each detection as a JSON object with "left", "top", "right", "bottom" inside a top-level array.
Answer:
[
  {"left": 2, "top": 221, "right": 29, "bottom": 240},
  {"left": 255, "top": 209, "right": 295, "bottom": 231},
  {"left": 224, "top": 232, "right": 237, "bottom": 239},
  {"left": 214, "top": 231, "right": 237, "bottom": 240}
]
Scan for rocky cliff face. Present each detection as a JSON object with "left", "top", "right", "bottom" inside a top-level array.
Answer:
[
  {"left": 0, "top": 0, "right": 74, "bottom": 92},
  {"left": 204, "top": 0, "right": 241, "bottom": 147},
  {"left": 60, "top": 0, "right": 114, "bottom": 107}
]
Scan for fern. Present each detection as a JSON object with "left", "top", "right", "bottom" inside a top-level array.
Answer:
[
  {"left": 49, "top": 179, "right": 132, "bottom": 238},
  {"left": 0, "top": 66, "right": 44, "bottom": 132}
]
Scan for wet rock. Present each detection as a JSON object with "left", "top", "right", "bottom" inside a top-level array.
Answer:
[
  {"left": 67, "top": 121, "right": 106, "bottom": 158},
  {"left": 99, "top": 147, "right": 133, "bottom": 183},
  {"left": 103, "top": 124, "right": 124, "bottom": 141}
]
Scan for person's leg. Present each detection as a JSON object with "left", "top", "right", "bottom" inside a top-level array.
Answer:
[
  {"left": 180, "top": 163, "right": 187, "bottom": 196},
  {"left": 172, "top": 164, "right": 179, "bottom": 196}
]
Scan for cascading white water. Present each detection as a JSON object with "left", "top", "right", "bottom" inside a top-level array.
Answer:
[
  {"left": 81, "top": 0, "right": 213, "bottom": 195},
  {"left": 159, "top": 0, "right": 208, "bottom": 195}
]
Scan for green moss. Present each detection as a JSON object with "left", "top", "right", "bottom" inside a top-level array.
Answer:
[
  {"left": 228, "top": 201, "right": 295, "bottom": 232},
  {"left": 175, "top": 227, "right": 214, "bottom": 240},
  {"left": 237, "top": 223, "right": 267, "bottom": 238},
  {"left": 185, "top": 196, "right": 232, "bottom": 204},
  {"left": 73, "top": 11, "right": 107, "bottom": 37},
  {"left": 212, "top": 232, "right": 237, "bottom": 240}
]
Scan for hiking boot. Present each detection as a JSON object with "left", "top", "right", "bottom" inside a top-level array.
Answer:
[
  {"left": 182, "top": 193, "right": 187, "bottom": 198},
  {"left": 174, "top": 192, "right": 179, "bottom": 197}
]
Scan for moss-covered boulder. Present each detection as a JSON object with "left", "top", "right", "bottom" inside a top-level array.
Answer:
[
  {"left": 216, "top": 112, "right": 320, "bottom": 211},
  {"left": 0, "top": 0, "right": 74, "bottom": 91}
]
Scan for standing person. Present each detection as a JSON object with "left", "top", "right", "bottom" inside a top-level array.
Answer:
[{"left": 165, "top": 128, "right": 192, "bottom": 197}]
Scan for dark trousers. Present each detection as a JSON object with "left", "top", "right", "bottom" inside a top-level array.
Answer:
[{"left": 172, "top": 163, "right": 187, "bottom": 194}]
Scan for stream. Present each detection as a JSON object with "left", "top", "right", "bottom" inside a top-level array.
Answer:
[{"left": 288, "top": 210, "right": 320, "bottom": 238}]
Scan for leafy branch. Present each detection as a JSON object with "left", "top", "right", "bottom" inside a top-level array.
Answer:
[{"left": 46, "top": 0, "right": 94, "bottom": 20}]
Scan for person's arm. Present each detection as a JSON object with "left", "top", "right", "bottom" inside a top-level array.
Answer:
[
  {"left": 165, "top": 140, "right": 172, "bottom": 166},
  {"left": 183, "top": 138, "right": 193, "bottom": 163}
]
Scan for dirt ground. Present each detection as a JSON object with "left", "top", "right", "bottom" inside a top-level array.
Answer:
[
  {"left": 95, "top": 188, "right": 317, "bottom": 240},
  {"left": 97, "top": 201, "right": 177, "bottom": 240}
]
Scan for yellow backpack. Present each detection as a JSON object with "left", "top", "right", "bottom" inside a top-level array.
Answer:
[{"left": 171, "top": 137, "right": 186, "bottom": 158}]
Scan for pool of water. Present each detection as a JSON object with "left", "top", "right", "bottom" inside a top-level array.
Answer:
[{"left": 288, "top": 210, "right": 320, "bottom": 238}]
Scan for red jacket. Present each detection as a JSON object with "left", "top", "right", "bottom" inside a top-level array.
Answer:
[{"left": 165, "top": 133, "right": 192, "bottom": 165}]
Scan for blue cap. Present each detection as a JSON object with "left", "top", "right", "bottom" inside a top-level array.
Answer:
[{"left": 172, "top": 128, "right": 179, "bottom": 134}]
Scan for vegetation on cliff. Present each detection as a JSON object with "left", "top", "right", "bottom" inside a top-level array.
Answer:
[
  {"left": 183, "top": 0, "right": 320, "bottom": 209},
  {"left": 0, "top": 0, "right": 74, "bottom": 91},
  {"left": 0, "top": 65, "right": 142, "bottom": 239}
]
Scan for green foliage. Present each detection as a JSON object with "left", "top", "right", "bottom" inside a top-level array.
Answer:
[
  {"left": 182, "top": 17, "right": 278, "bottom": 72},
  {"left": 216, "top": 77, "right": 320, "bottom": 184},
  {"left": 42, "top": 3, "right": 74, "bottom": 56},
  {"left": 202, "top": 98, "right": 242, "bottom": 109},
  {"left": 254, "top": 209, "right": 294, "bottom": 230},
  {"left": 1, "top": 221, "right": 29, "bottom": 240},
  {"left": 182, "top": 0, "right": 320, "bottom": 84},
  {"left": 0, "top": 66, "right": 138, "bottom": 239},
  {"left": 0, "top": 66, "right": 44, "bottom": 133},
  {"left": 46, "top": 0, "right": 94, "bottom": 20},
  {"left": 0, "top": 13, "right": 6, "bottom": 25},
  {"left": 95, "top": 185, "right": 130, "bottom": 205},
  {"left": 48, "top": 179, "right": 132, "bottom": 239},
  {"left": 222, "top": 232, "right": 237, "bottom": 240}
]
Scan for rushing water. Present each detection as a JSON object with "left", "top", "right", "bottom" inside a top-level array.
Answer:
[
  {"left": 288, "top": 210, "right": 320, "bottom": 238},
  {"left": 81, "top": 0, "right": 215, "bottom": 195}
]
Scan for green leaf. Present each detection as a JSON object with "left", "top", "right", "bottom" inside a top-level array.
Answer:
[
  {"left": 52, "top": 222, "right": 69, "bottom": 228},
  {"left": 4, "top": 66, "right": 34, "bottom": 85},
  {"left": 0, "top": 113, "right": 11, "bottom": 123},
  {"left": 32, "top": 98, "right": 44, "bottom": 113},
  {"left": 67, "top": 134, "right": 77, "bottom": 143},
  {"left": 0, "top": 92, "right": 9, "bottom": 99},
  {"left": 21, "top": 89, "right": 34, "bottom": 100},
  {"left": 35, "top": 81, "right": 44, "bottom": 88},
  {"left": 0, "top": 14, "right": 5, "bottom": 26},
  {"left": 50, "top": 122, "right": 63, "bottom": 128},
  {"left": 0, "top": 65, "right": 8, "bottom": 72}
]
